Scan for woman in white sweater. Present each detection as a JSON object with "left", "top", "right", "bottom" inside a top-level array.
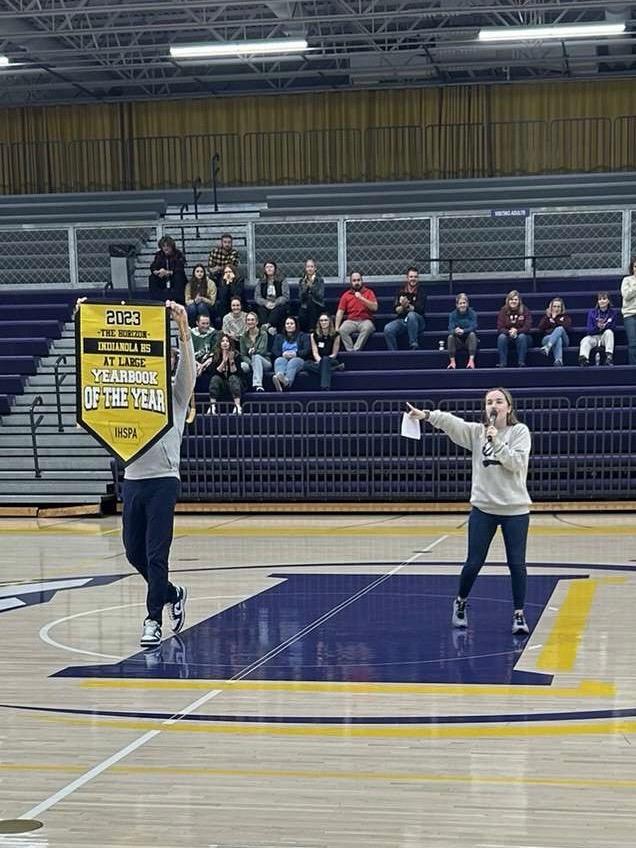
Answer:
[
  {"left": 621, "top": 259, "right": 636, "bottom": 365},
  {"left": 407, "top": 387, "right": 532, "bottom": 635}
]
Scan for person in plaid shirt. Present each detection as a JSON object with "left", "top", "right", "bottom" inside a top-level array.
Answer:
[{"left": 207, "top": 233, "right": 239, "bottom": 276}]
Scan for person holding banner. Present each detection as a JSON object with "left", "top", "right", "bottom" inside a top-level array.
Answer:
[
  {"left": 122, "top": 300, "right": 196, "bottom": 647},
  {"left": 406, "top": 387, "right": 532, "bottom": 636}
]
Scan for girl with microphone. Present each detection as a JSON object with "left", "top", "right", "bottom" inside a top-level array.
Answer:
[{"left": 407, "top": 387, "right": 532, "bottom": 635}]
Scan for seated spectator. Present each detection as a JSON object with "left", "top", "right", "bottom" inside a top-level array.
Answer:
[
  {"left": 222, "top": 296, "right": 248, "bottom": 341},
  {"left": 537, "top": 297, "right": 571, "bottom": 367},
  {"left": 240, "top": 312, "right": 271, "bottom": 392},
  {"left": 254, "top": 260, "right": 289, "bottom": 335},
  {"left": 207, "top": 232, "right": 239, "bottom": 277},
  {"left": 383, "top": 266, "right": 426, "bottom": 350},
  {"left": 185, "top": 263, "right": 217, "bottom": 326},
  {"left": 207, "top": 334, "right": 243, "bottom": 415},
  {"left": 447, "top": 292, "right": 478, "bottom": 369},
  {"left": 579, "top": 291, "right": 618, "bottom": 366},
  {"left": 335, "top": 271, "right": 378, "bottom": 351},
  {"left": 148, "top": 236, "right": 187, "bottom": 303},
  {"left": 298, "top": 258, "right": 325, "bottom": 333},
  {"left": 271, "top": 316, "right": 310, "bottom": 392},
  {"left": 304, "top": 313, "right": 342, "bottom": 391},
  {"left": 191, "top": 313, "right": 218, "bottom": 377},
  {"left": 497, "top": 289, "right": 532, "bottom": 367},
  {"left": 621, "top": 259, "right": 636, "bottom": 365},
  {"left": 214, "top": 263, "right": 245, "bottom": 323}
]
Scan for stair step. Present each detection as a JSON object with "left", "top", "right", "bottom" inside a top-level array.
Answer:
[
  {"left": 0, "top": 494, "right": 104, "bottom": 504},
  {"left": 1, "top": 457, "right": 111, "bottom": 471},
  {"left": 0, "top": 470, "right": 111, "bottom": 480},
  {"left": 0, "top": 434, "right": 103, "bottom": 446},
  {"left": 1, "top": 446, "right": 108, "bottom": 456},
  {"left": 0, "top": 480, "right": 110, "bottom": 495}
]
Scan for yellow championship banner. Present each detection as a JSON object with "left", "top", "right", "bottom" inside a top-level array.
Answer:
[{"left": 76, "top": 301, "right": 173, "bottom": 465}]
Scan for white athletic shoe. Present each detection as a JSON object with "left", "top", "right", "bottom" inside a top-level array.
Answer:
[
  {"left": 452, "top": 598, "right": 468, "bottom": 628},
  {"left": 140, "top": 619, "right": 161, "bottom": 647},
  {"left": 167, "top": 586, "right": 188, "bottom": 634},
  {"left": 512, "top": 611, "right": 530, "bottom": 635}
]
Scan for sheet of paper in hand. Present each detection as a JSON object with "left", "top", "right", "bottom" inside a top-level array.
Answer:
[{"left": 401, "top": 412, "right": 422, "bottom": 440}]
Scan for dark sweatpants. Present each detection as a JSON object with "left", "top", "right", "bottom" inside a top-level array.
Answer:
[{"left": 122, "top": 476, "right": 180, "bottom": 625}]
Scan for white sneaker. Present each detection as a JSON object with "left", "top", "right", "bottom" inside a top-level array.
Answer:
[
  {"left": 232, "top": 405, "right": 243, "bottom": 415},
  {"left": 140, "top": 619, "right": 161, "bottom": 647},
  {"left": 512, "top": 611, "right": 529, "bottom": 635},
  {"left": 207, "top": 403, "right": 217, "bottom": 415},
  {"left": 272, "top": 373, "right": 284, "bottom": 392},
  {"left": 452, "top": 598, "right": 468, "bottom": 628},
  {"left": 167, "top": 586, "right": 187, "bottom": 634}
]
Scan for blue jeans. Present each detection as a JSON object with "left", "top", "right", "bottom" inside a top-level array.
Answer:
[
  {"left": 304, "top": 357, "right": 340, "bottom": 389},
  {"left": 458, "top": 507, "right": 530, "bottom": 610},
  {"left": 274, "top": 355, "right": 305, "bottom": 387},
  {"left": 542, "top": 326, "right": 569, "bottom": 364},
  {"left": 186, "top": 301, "right": 212, "bottom": 326},
  {"left": 122, "top": 476, "right": 180, "bottom": 625},
  {"left": 384, "top": 312, "right": 426, "bottom": 350},
  {"left": 497, "top": 332, "right": 529, "bottom": 366},
  {"left": 624, "top": 314, "right": 636, "bottom": 365}
]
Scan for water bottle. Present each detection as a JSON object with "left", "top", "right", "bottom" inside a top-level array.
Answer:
[
  {"left": 438, "top": 340, "right": 445, "bottom": 351},
  {"left": 594, "top": 350, "right": 601, "bottom": 366}
]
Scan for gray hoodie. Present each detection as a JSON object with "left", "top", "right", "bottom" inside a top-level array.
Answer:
[
  {"left": 124, "top": 333, "right": 196, "bottom": 480},
  {"left": 428, "top": 410, "right": 531, "bottom": 516}
]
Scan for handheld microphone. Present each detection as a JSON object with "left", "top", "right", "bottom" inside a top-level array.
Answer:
[{"left": 487, "top": 409, "right": 498, "bottom": 442}]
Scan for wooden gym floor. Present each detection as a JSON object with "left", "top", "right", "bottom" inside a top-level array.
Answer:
[{"left": 0, "top": 512, "right": 635, "bottom": 847}]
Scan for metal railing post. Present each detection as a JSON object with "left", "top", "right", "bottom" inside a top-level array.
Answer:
[
  {"left": 192, "top": 177, "right": 202, "bottom": 237},
  {"left": 211, "top": 152, "right": 220, "bottom": 213},
  {"left": 53, "top": 355, "right": 68, "bottom": 433},
  {"left": 68, "top": 225, "right": 79, "bottom": 288},
  {"left": 29, "top": 396, "right": 44, "bottom": 479}
]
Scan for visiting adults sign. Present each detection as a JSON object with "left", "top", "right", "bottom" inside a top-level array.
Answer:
[{"left": 76, "top": 301, "right": 173, "bottom": 465}]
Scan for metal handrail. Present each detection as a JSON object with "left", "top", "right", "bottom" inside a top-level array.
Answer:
[
  {"left": 179, "top": 202, "right": 189, "bottom": 255},
  {"left": 438, "top": 253, "right": 572, "bottom": 293},
  {"left": 29, "top": 396, "right": 44, "bottom": 479},
  {"left": 53, "top": 355, "right": 69, "bottom": 433},
  {"left": 211, "top": 152, "right": 221, "bottom": 213},
  {"left": 192, "top": 177, "right": 202, "bottom": 238}
]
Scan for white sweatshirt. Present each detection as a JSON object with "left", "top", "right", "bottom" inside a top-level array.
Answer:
[
  {"left": 124, "top": 333, "right": 196, "bottom": 481},
  {"left": 620, "top": 275, "right": 636, "bottom": 318},
  {"left": 428, "top": 410, "right": 531, "bottom": 516}
]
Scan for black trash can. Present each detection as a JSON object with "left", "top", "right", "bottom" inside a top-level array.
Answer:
[{"left": 109, "top": 243, "right": 138, "bottom": 292}]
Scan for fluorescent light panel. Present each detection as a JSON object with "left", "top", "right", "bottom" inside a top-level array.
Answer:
[
  {"left": 170, "top": 38, "right": 308, "bottom": 59},
  {"left": 478, "top": 22, "right": 626, "bottom": 42}
]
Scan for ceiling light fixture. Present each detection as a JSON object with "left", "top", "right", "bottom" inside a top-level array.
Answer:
[
  {"left": 478, "top": 22, "right": 626, "bottom": 42},
  {"left": 170, "top": 38, "right": 308, "bottom": 59}
]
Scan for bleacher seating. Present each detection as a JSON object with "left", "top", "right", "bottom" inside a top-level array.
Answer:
[{"left": 0, "top": 271, "right": 633, "bottom": 505}]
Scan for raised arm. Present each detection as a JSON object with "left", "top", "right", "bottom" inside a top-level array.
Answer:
[{"left": 169, "top": 301, "right": 196, "bottom": 410}]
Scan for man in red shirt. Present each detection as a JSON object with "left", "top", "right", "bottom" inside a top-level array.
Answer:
[{"left": 335, "top": 271, "right": 378, "bottom": 351}]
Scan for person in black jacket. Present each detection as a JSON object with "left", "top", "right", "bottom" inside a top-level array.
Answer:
[
  {"left": 383, "top": 266, "right": 427, "bottom": 350},
  {"left": 148, "top": 236, "right": 187, "bottom": 304},
  {"left": 213, "top": 263, "right": 245, "bottom": 325},
  {"left": 297, "top": 258, "right": 326, "bottom": 333}
]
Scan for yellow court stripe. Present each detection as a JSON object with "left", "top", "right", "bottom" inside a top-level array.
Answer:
[
  {"left": 34, "top": 713, "right": 636, "bottom": 739},
  {"left": 80, "top": 678, "right": 615, "bottom": 698},
  {"left": 2, "top": 762, "right": 636, "bottom": 791},
  {"left": 536, "top": 579, "right": 598, "bottom": 672}
]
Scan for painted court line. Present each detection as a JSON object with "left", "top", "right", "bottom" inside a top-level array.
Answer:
[
  {"left": 38, "top": 595, "right": 244, "bottom": 662},
  {"left": 230, "top": 543, "right": 433, "bottom": 682},
  {"left": 20, "top": 688, "right": 222, "bottom": 821},
  {"left": 16, "top": 540, "right": 442, "bottom": 822}
]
